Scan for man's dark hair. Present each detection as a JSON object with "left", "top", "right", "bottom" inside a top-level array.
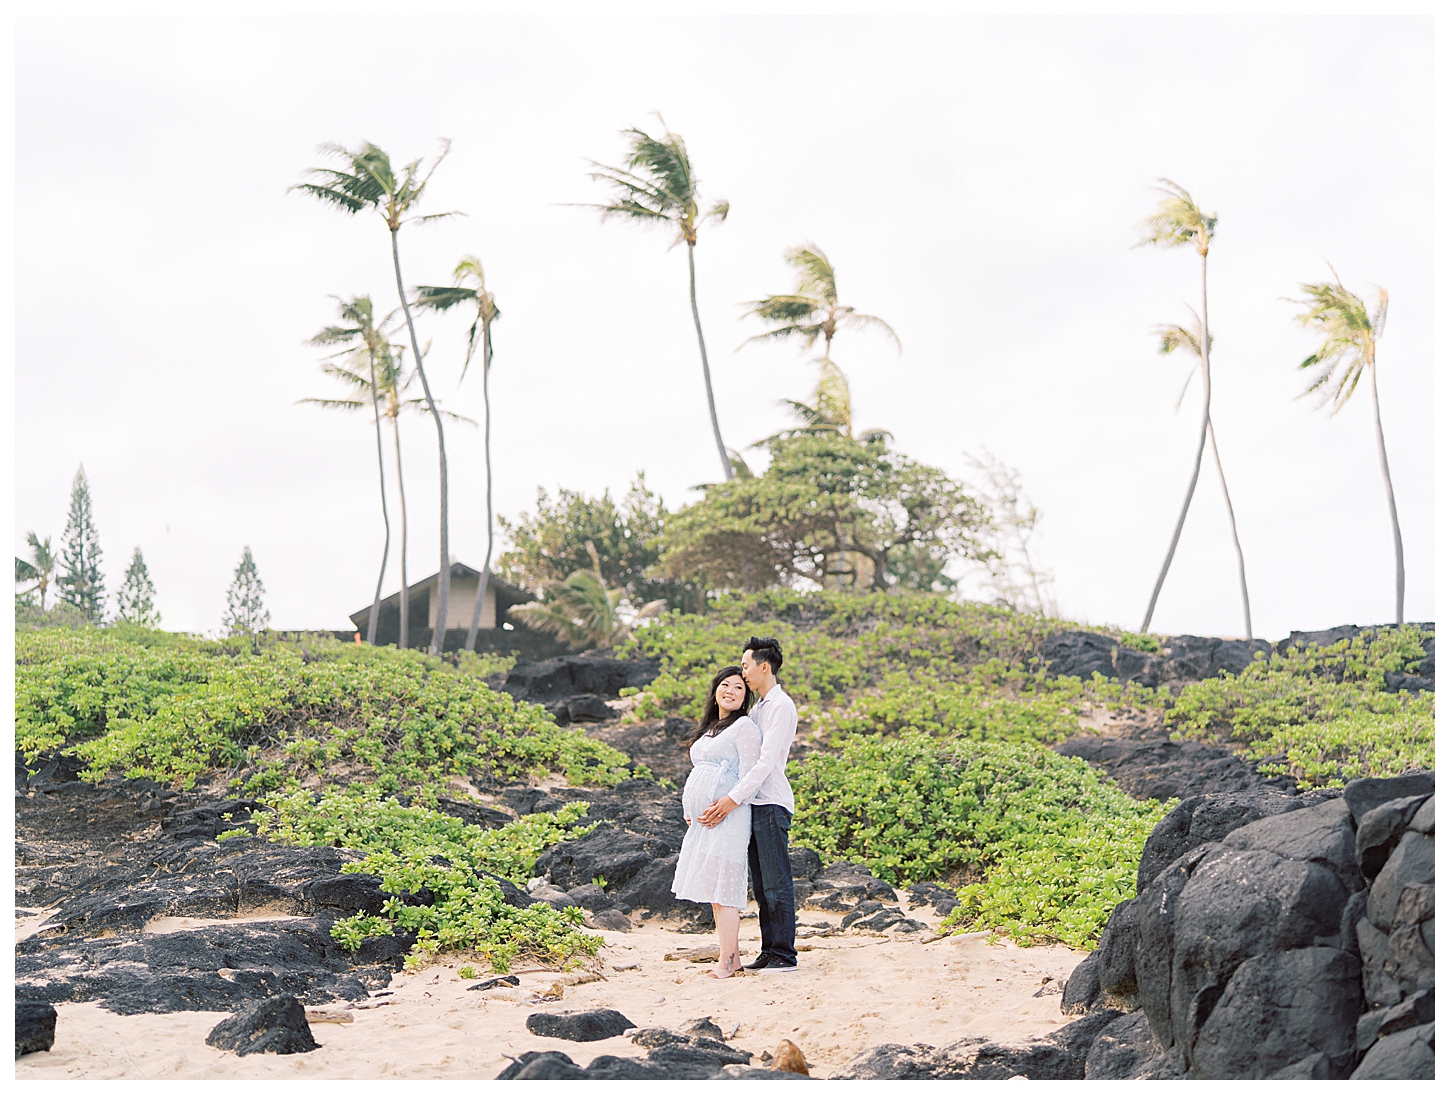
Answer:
[{"left": 743, "top": 635, "right": 783, "bottom": 675}]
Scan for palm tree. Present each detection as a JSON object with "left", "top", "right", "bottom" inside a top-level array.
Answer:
[
  {"left": 743, "top": 243, "right": 899, "bottom": 446},
  {"left": 301, "top": 335, "right": 474, "bottom": 649},
  {"left": 742, "top": 241, "right": 901, "bottom": 362},
  {"left": 1289, "top": 270, "right": 1403, "bottom": 624},
  {"left": 16, "top": 533, "right": 55, "bottom": 609},
  {"left": 293, "top": 141, "right": 460, "bottom": 654},
  {"left": 764, "top": 360, "right": 891, "bottom": 444},
  {"left": 1154, "top": 315, "right": 1252, "bottom": 638},
  {"left": 304, "top": 295, "right": 395, "bottom": 645},
  {"left": 512, "top": 542, "right": 664, "bottom": 651},
  {"left": 415, "top": 256, "right": 501, "bottom": 655},
  {"left": 582, "top": 115, "right": 733, "bottom": 480},
  {"left": 1135, "top": 179, "right": 1218, "bottom": 634}
]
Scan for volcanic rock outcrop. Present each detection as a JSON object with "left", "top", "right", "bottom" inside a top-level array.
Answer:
[{"left": 1057, "top": 771, "right": 1435, "bottom": 1080}]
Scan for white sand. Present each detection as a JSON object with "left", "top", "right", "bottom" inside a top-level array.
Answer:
[{"left": 15, "top": 909, "right": 1085, "bottom": 1080}]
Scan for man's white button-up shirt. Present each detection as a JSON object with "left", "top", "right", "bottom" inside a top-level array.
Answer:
[{"left": 728, "top": 683, "right": 797, "bottom": 813}]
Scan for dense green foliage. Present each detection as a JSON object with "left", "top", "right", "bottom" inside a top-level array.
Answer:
[
  {"left": 15, "top": 628, "right": 640, "bottom": 796},
  {"left": 619, "top": 590, "right": 1060, "bottom": 718},
  {"left": 656, "top": 433, "right": 989, "bottom": 593},
  {"left": 253, "top": 787, "right": 601, "bottom": 970},
  {"left": 496, "top": 474, "right": 701, "bottom": 612},
  {"left": 790, "top": 734, "right": 1170, "bottom": 948},
  {"left": 1169, "top": 625, "right": 1435, "bottom": 787}
]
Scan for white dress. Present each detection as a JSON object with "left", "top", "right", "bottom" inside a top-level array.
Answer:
[{"left": 670, "top": 717, "right": 763, "bottom": 910}]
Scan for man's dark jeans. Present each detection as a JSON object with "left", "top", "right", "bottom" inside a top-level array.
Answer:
[{"left": 748, "top": 803, "right": 796, "bottom": 963}]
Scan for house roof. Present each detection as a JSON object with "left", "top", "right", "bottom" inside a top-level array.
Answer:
[{"left": 348, "top": 564, "right": 534, "bottom": 630}]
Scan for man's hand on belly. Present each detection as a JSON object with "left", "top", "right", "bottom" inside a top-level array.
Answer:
[{"left": 700, "top": 796, "right": 739, "bottom": 828}]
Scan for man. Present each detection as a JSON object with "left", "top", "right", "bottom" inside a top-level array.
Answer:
[{"left": 699, "top": 635, "right": 798, "bottom": 973}]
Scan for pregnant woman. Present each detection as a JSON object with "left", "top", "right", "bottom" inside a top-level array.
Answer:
[{"left": 671, "top": 665, "right": 762, "bottom": 979}]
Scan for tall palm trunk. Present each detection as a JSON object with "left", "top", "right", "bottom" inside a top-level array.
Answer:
[
  {"left": 1367, "top": 357, "right": 1405, "bottom": 624},
  {"left": 391, "top": 228, "right": 450, "bottom": 654},
  {"left": 391, "top": 412, "right": 410, "bottom": 648},
  {"left": 465, "top": 327, "right": 494, "bottom": 653},
  {"left": 365, "top": 349, "right": 391, "bottom": 645},
  {"left": 1207, "top": 419, "right": 1252, "bottom": 638},
  {"left": 1142, "top": 250, "right": 1212, "bottom": 633},
  {"left": 686, "top": 241, "right": 733, "bottom": 481}
]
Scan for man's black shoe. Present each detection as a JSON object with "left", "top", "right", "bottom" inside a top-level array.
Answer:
[
  {"left": 760, "top": 957, "right": 799, "bottom": 974},
  {"left": 743, "top": 953, "right": 773, "bottom": 970}
]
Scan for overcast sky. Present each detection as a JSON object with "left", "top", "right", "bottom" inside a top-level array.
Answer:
[{"left": 13, "top": 6, "right": 1436, "bottom": 640}]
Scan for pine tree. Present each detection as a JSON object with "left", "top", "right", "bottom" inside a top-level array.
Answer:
[
  {"left": 59, "top": 465, "right": 106, "bottom": 622},
  {"left": 116, "top": 546, "right": 160, "bottom": 627},
  {"left": 223, "top": 546, "right": 270, "bottom": 636}
]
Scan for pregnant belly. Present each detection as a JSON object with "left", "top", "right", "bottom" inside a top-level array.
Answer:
[{"left": 682, "top": 765, "right": 734, "bottom": 816}]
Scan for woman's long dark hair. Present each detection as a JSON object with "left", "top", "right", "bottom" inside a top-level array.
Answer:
[{"left": 682, "top": 665, "right": 755, "bottom": 749}]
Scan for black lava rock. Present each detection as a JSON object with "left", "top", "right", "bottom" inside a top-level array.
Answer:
[
  {"left": 16, "top": 1000, "right": 57, "bottom": 1058},
  {"left": 1343, "top": 771, "right": 1436, "bottom": 826},
  {"left": 504, "top": 655, "right": 659, "bottom": 703},
  {"left": 1351, "top": 1023, "right": 1436, "bottom": 1080},
  {"left": 1135, "top": 789, "right": 1323, "bottom": 893},
  {"left": 205, "top": 997, "right": 319, "bottom": 1056},
  {"left": 1355, "top": 794, "right": 1432, "bottom": 881},
  {"left": 525, "top": 1008, "right": 637, "bottom": 1042},
  {"left": 1083, "top": 1011, "right": 1155, "bottom": 1079}
]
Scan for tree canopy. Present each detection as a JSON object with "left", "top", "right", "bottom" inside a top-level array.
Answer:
[{"left": 657, "top": 433, "right": 990, "bottom": 593}]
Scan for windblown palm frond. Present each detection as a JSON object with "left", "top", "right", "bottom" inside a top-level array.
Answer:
[
  {"left": 510, "top": 542, "right": 636, "bottom": 651},
  {"left": 1136, "top": 179, "right": 1217, "bottom": 255},
  {"left": 415, "top": 255, "right": 501, "bottom": 383},
  {"left": 740, "top": 243, "right": 900, "bottom": 354},
  {"left": 1153, "top": 309, "right": 1214, "bottom": 412},
  {"left": 580, "top": 115, "right": 726, "bottom": 247},
  {"left": 1289, "top": 271, "right": 1388, "bottom": 415},
  {"left": 292, "top": 141, "right": 454, "bottom": 229}
]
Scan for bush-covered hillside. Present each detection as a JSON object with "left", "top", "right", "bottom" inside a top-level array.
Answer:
[
  {"left": 14, "top": 598, "right": 1434, "bottom": 958},
  {"left": 16, "top": 626, "right": 639, "bottom": 797}
]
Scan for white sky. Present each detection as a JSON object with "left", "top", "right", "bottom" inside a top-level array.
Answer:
[{"left": 12, "top": 6, "right": 1437, "bottom": 640}]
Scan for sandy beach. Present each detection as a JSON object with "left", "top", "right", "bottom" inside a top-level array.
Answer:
[{"left": 16, "top": 905, "right": 1084, "bottom": 1080}]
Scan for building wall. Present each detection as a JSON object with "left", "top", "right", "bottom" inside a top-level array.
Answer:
[{"left": 425, "top": 574, "right": 498, "bottom": 630}]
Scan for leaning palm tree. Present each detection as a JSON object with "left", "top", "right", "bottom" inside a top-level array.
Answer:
[
  {"left": 293, "top": 141, "right": 460, "bottom": 654},
  {"left": 1155, "top": 315, "right": 1252, "bottom": 638},
  {"left": 1289, "top": 270, "right": 1403, "bottom": 623},
  {"left": 582, "top": 116, "right": 733, "bottom": 480},
  {"left": 415, "top": 256, "right": 501, "bottom": 655},
  {"left": 16, "top": 533, "right": 55, "bottom": 609},
  {"left": 304, "top": 295, "right": 395, "bottom": 645},
  {"left": 1135, "top": 179, "right": 1218, "bottom": 633}
]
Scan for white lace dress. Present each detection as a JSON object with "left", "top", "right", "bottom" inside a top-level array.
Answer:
[{"left": 670, "top": 718, "right": 763, "bottom": 910}]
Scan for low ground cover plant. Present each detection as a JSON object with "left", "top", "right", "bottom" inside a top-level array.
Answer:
[
  {"left": 252, "top": 785, "right": 601, "bottom": 970},
  {"left": 16, "top": 627, "right": 639, "bottom": 797},
  {"left": 1168, "top": 625, "right": 1434, "bottom": 786},
  {"left": 790, "top": 734, "right": 1171, "bottom": 948}
]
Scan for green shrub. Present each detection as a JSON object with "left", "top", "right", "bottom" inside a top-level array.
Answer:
[
  {"left": 16, "top": 628, "right": 639, "bottom": 796},
  {"left": 814, "top": 662, "right": 1164, "bottom": 747},
  {"left": 619, "top": 590, "right": 1068, "bottom": 723},
  {"left": 257, "top": 786, "right": 601, "bottom": 970},
  {"left": 789, "top": 734, "right": 1170, "bottom": 948},
  {"left": 1168, "top": 626, "right": 1435, "bottom": 786}
]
